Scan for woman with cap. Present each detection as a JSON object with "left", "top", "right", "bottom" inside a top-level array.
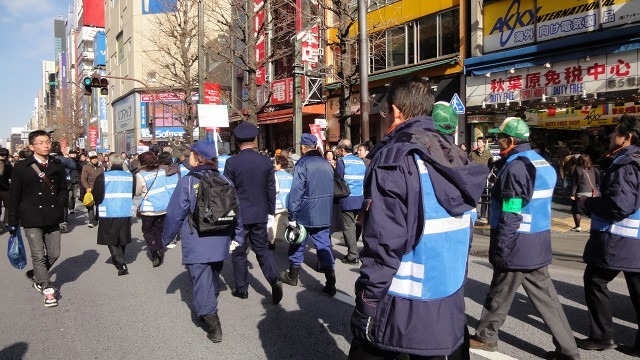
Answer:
[
  {"left": 162, "top": 140, "right": 244, "bottom": 343},
  {"left": 80, "top": 151, "right": 105, "bottom": 228},
  {"left": 135, "top": 151, "right": 170, "bottom": 267}
]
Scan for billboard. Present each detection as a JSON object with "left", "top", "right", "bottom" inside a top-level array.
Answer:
[
  {"left": 143, "top": 0, "right": 177, "bottom": 14},
  {"left": 93, "top": 30, "right": 107, "bottom": 67},
  {"left": 81, "top": 0, "right": 105, "bottom": 28},
  {"left": 484, "top": 0, "right": 640, "bottom": 52}
]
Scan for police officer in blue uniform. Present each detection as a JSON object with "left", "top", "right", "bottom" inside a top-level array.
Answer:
[
  {"left": 162, "top": 140, "right": 245, "bottom": 343},
  {"left": 92, "top": 153, "right": 136, "bottom": 276},
  {"left": 577, "top": 114, "right": 640, "bottom": 355},
  {"left": 470, "top": 117, "right": 580, "bottom": 360},
  {"left": 225, "top": 122, "right": 283, "bottom": 305},
  {"left": 335, "top": 139, "right": 366, "bottom": 264},
  {"left": 349, "top": 76, "right": 487, "bottom": 359}
]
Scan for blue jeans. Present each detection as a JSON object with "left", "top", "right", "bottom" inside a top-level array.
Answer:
[
  {"left": 23, "top": 225, "right": 61, "bottom": 288},
  {"left": 288, "top": 227, "right": 334, "bottom": 271}
]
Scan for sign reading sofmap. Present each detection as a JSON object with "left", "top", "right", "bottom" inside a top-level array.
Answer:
[{"left": 484, "top": 0, "right": 639, "bottom": 52}]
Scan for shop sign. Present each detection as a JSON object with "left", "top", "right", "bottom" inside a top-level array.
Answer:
[
  {"left": 484, "top": 0, "right": 637, "bottom": 52},
  {"left": 113, "top": 95, "right": 135, "bottom": 132},
  {"left": 140, "top": 127, "right": 199, "bottom": 139},
  {"left": 141, "top": 92, "right": 186, "bottom": 102},
  {"left": 270, "top": 77, "right": 307, "bottom": 105},
  {"left": 255, "top": 0, "right": 266, "bottom": 85},
  {"left": 526, "top": 102, "right": 640, "bottom": 129},
  {"left": 466, "top": 49, "right": 640, "bottom": 107},
  {"left": 467, "top": 115, "right": 496, "bottom": 123}
]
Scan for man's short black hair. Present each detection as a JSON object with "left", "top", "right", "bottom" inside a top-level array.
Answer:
[
  {"left": 28, "top": 130, "right": 50, "bottom": 145},
  {"left": 386, "top": 76, "right": 435, "bottom": 119},
  {"left": 617, "top": 114, "right": 640, "bottom": 146}
]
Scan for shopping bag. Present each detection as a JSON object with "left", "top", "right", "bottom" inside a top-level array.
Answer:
[
  {"left": 7, "top": 229, "right": 27, "bottom": 270},
  {"left": 83, "top": 191, "right": 94, "bottom": 206}
]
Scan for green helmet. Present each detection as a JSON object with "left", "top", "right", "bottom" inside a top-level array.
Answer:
[{"left": 284, "top": 224, "right": 307, "bottom": 245}]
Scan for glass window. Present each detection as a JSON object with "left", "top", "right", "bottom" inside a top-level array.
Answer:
[
  {"left": 116, "top": 32, "right": 124, "bottom": 64},
  {"left": 407, "top": 23, "right": 415, "bottom": 64},
  {"left": 417, "top": 15, "right": 437, "bottom": 61},
  {"left": 369, "top": 33, "right": 386, "bottom": 73},
  {"left": 440, "top": 8, "right": 459, "bottom": 56},
  {"left": 386, "top": 27, "right": 405, "bottom": 68}
]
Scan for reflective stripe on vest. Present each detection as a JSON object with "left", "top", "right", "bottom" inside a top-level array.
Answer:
[
  {"left": 139, "top": 169, "right": 170, "bottom": 212},
  {"left": 388, "top": 155, "right": 474, "bottom": 300},
  {"left": 218, "top": 155, "right": 230, "bottom": 173},
  {"left": 98, "top": 170, "right": 136, "bottom": 218},
  {"left": 275, "top": 170, "right": 293, "bottom": 210},
  {"left": 490, "top": 151, "right": 555, "bottom": 233},
  {"left": 179, "top": 164, "right": 189, "bottom": 177},
  {"left": 342, "top": 155, "right": 366, "bottom": 197}
]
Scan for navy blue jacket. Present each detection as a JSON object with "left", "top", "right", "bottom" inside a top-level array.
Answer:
[
  {"left": 162, "top": 165, "right": 244, "bottom": 264},
  {"left": 489, "top": 143, "right": 553, "bottom": 270},
  {"left": 287, "top": 149, "right": 334, "bottom": 228},
  {"left": 353, "top": 116, "right": 488, "bottom": 356},
  {"left": 583, "top": 145, "right": 640, "bottom": 272},
  {"left": 224, "top": 148, "right": 276, "bottom": 224}
]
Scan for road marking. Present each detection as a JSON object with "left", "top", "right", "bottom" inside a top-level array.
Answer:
[{"left": 470, "top": 348, "right": 518, "bottom": 359}]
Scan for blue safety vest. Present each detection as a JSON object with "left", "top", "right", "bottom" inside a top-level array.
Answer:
[
  {"left": 98, "top": 170, "right": 136, "bottom": 218},
  {"left": 218, "top": 155, "right": 231, "bottom": 173},
  {"left": 165, "top": 172, "right": 180, "bottom": 197},
  {"left": 490, "top": 150, "right": 555, "bottom": 233},
  {"left": 139, "top": 169, "right": 170, "bottom": 212},
  {"left": 275, "top": 170, "right": 293, "bottom": 211},
  {"left": 342, "top": 154, "right": 366, "bottom": 197},
  {"left": 179, "top": 163, "right": 190, "bottom": 177},
  {"left": 388, "top": 155, "right": 475, "bottom": 300},
  {"left": 591, "top": 154, "right": 640, "bottom": 239}
]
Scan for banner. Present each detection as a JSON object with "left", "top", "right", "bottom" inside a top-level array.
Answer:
[
  {"left": 89, "top": 126, "right": 99, "bottom": 148},
  {"left": 203, "top": 83, "right": 221, "bottom": 104},
  {"left": 309, "top": 123, "right": 324, "bottom": 148},
  {"left": 255, "top": 0, "right": 266, "bottom": 85}
]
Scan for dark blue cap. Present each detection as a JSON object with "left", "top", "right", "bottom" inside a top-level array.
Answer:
[
  {"left": 191, "top": 140, "right": 217, "bottom": 160},
  {"left": 234, "top": 122, "right": 259, "bottom": 140},
  {"left": 300, "top": 133, "right": 317, "bottom": 145}
]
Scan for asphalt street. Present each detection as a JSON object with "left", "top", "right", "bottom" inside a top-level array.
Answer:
[{"left": 0, "top": 206, "right": 637, "bottom": 360}]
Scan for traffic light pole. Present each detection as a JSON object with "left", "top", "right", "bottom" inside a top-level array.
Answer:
[{"left": 99, "top": 75, "right": 156, "bottom": 141}]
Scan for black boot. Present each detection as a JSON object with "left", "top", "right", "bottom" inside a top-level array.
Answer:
[
  {"left": 322, "top": 270, "right": 336, "bottom": 296},
  {"left": 278, "top": 265, "right": 300, "bottom": 286},
  {"left": 152, "top": 250, "right": 164, "bottom": 267},
  {"left": 201, "top": 312, "right": 223, "bottom": 343}
]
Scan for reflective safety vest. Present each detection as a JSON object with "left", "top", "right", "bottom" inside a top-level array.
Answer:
[
  {"left": 98, "top": 170, "right": 136, "bottom": 218},
  {"left": 490, "top": 150, "right": 555, "bottom": 234},
  {"left": 275, "top": 170, "right": 293, "bottom": 211},
  {"left": 179, "top": 163, "right": 190, "bottom": 177},
  {"left": 591, "top": 154, "right": 640, "bottom": 239},
  {"left": 218, "top": 155, "right": 231, "bottom": 173},
  {"left": 342, "top": 154, "right": 366, "bottom": 197},
  {"left": 139, "top": 169, "right": 170, "bottom": 212},
  {"left": 165, "top": 172, "right": 180, "bottom": 197},
  {"left": 388, "top": 154, "right": 475, "bottom": 300}
]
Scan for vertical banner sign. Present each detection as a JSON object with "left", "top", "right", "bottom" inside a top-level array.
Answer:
[
  {"left": 297, "top": 0, "right": 320, "bottom": 68},
  {"left": 203, "top": 83, "right": 221, "bottom": 104},
  {"left": 89, "top": 126, "right": 99, "bottom": 148},
  {"left": 255, "top": 0, "right": 266, "bottom": 85},
  {"left": 309, "top": 123, "right": 324, "bottom": 148}
]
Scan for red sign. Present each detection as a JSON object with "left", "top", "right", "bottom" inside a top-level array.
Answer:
[
  {"left": 270, "top": 77, "right": 307, "bottom": 105},
  {"left": 204, "top": 83, "right": 221, "bottom": 104},
  {"left": 255, "top": 0, "right": 266, "bottom": 85},
  {"left": 89, "top": 126, "right": 99, "bottom": 149},
  {"left": 309, "top": 124, "right": 323, "bottom": 148}
]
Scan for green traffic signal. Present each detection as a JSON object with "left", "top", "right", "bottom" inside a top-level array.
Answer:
[{"left": 83, "top": 77, "right": 92, "bottom": 86}]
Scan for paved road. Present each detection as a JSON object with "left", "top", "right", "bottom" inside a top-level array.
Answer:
[{"left": 0, "top": 207, "right": 636, "bottom": 359}]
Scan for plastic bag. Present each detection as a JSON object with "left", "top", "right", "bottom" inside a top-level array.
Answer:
[
  {"left": 7, "top": 229, "right": 27, "bottom": 270},
  {"left": 83, "top": 191, "right": 94, "bottom": 206}
]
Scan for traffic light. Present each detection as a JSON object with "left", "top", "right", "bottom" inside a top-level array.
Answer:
[{"left": 82, "top": 73, "right": 109, "bottom": 96}]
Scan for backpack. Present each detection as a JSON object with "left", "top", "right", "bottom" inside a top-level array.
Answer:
[{"left": 188, "top": 170, "right": 238, "bottom": 235}]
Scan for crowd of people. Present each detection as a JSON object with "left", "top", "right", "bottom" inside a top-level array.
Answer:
[{"left": 5, "top": 75, "right": 640, "bottom": 359}]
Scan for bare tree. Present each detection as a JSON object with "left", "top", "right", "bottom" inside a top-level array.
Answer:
[{"left": 51, "top": 87, "right": 85, "bottom": 151}]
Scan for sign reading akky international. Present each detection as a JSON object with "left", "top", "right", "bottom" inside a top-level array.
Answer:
[
  {"left": 466, "top": 49, "right": 640, "bottom": 107},
  {"left": 484, "top": 0, "right": 638, "bottom": 52}
]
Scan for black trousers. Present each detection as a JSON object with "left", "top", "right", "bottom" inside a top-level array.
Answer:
[
  {"left": 584, "top": 264, "right": 640, "bottom": 347},
  {"left": 348, "top": 327, "right": 470, "bottom": 360},
  {"left": 107, "top": 245, "right": 126, "bottom": 268},
  {"left": 232, "top": 222, "right": 277, "bottom": 293}
]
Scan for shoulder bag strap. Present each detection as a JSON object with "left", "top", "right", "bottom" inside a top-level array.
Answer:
[{"left": 31, "top": 163, "right": 55, "bottom": 191}]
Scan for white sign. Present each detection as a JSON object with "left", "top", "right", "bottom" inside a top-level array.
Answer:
[
  {"left": 450, "top": 93, "right": 465, "bottom": 114},
  {"left": 113, "top": 95, "right": 135, "bottom": 131},
  {"left": 197, "top": 104, "right": 229, "bottom": 128},
  {"left": 315, "top": 118, "right": 327, "bottom": 128}
]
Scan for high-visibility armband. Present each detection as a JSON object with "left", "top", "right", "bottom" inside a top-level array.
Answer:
[{"left": 502, "top": 198, "right": 522, "bottom": 213}]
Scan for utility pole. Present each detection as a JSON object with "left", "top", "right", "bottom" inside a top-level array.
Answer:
[
  {"left": 358, "top": 0, "right": 370, "bottom": 144},
  {"left": 292, "top": 35, "right": 303, "bottom": 151},
  {"left": 198, "top": 0, "right": 205, "bottom": 142}
]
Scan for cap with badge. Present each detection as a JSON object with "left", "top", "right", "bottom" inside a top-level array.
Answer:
[
  {"left": 300, "top": 133, "right": 317, "bottom": 146},
  {"left": 432, "top": 101, "right": 458, "bottom": 135},
  {"left": 234, "top": 122, "right": 259, "bottom": 141},
  {"left": 88, "top": 151, "right": 98, "bottom": 158},
  {"left": 191, "top": 140, "right": 217, "bottom": 160},
  {"left": 488, "top": 117, "right": 530, "bottom": 139}
]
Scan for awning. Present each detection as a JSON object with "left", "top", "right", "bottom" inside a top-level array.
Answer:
[
  {"left": 465, "top": 24, "right": 640, "bottom": 76},
  {"left": 257, "top": 116, "right": 291, "bottom": 125},
  {"left": 257, "top": 104, "right": 325, "bottom": 125}
]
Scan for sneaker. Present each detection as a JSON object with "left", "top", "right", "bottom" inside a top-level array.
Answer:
[
  {"left": 118, "top": 265, "right": 129, "bottom": 276},
  {"left": 60, "top": 222, "right": 69, "bottom": 233},
  {"left": 469, "top": 336, "right": 498, "bottom": 352},
  {"left": 166, "top": 241, "right": 177, "bottom": 249},
  {"left": 87, "top": 222, "right": 95, "bottom": 228},
  {"left": 340, "top": 257, "right": 359, "bottom": 265},
  {"left": 33, "top": 282, "right": 43, "bottom": 293},
  {"left": 570, "top": 227, "right": 581, "bottom": 232},
  {"left": 43, "top": 287, "right": 57, "bottom": 307}
]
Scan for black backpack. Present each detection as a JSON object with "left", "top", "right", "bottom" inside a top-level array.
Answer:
[{"left": 188, "top": 170, "right": 238, "bottom": 235}]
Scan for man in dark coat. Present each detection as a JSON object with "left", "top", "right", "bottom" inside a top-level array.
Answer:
[
  {"left": 577, "top": 114, "right": 640, "bottom": 355},
  {"left": 92, "top": 153, "right": 136, "bottom": 276},
  {"left": 8, "top": 130, "right": 67, "bottom": 307},
  {"left": 0, "top": 147, "right": 12, "bottom": 229},
  {"left": 224, "top": 122, "right": 282, "bottom": 305}
]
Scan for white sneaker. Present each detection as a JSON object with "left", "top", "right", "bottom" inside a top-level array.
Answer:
[
  {"left": 166, "top": 241, "right": 177, "bottom": 249},
  {"left": 88, "top": 223, "right": 95, "bottom": 228},
  {"left": 43, "top": 288, "right": 58, "bottom": 307},
  {"left": 570, "top": 227, "right": 581, "bottom": 232}
]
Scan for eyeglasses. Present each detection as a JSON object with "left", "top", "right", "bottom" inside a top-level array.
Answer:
[{"left": 33, "top": 141, "right": 52, "bottom": 146}]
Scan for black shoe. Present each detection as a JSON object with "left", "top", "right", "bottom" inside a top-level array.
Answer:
[
  {"left": 617, "top": 344, "right": 640, "bottom": 357},
  {"left": 118, "top": 265, "right": 129, "bottom": 276},
  {"left": 271, "top": 281, "right": 283, "bottom": 305},
  {"left": 278, "top": 265, "right": 300, "bottom": 286},
  {"left": 152, "top": 251, "right": 164, "bottom": 267},
  {"left": 202, "top": 312, "right": 223, "bottom": 343},
  {"left": 25, "top": 269, "right": 34, "bottom": 282},
  {"left": 268, "top": 241, "right": 275, "bottom": 250},
  {"left": 340, "top": 257, "right": 359, "bottom": 265},
  {"left": 322, "top": 270, "right": 337, "bottom": 296},
  {"left": 231, "top": 290, "right": 248, "bottom": 299},
  {"left": 575, "top": 337, "right": 617, "bottom": 351}
]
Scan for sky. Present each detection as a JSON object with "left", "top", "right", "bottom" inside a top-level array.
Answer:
[{"left": 0, "top": 0, "right": 68, "bottom": 147}]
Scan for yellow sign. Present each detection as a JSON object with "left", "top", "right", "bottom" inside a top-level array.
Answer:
[{"left": 530, "top": 103, "right": 640, "bottom": 129}]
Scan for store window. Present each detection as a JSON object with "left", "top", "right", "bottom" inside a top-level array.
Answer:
[
  {"left": 417, "top": 15, "right": 437, "bottom": 61},
  {"left": 386, "top": 27, "right": 406, "bottom": 68},
  {"left": 440, "top": 8, "right": 460, "bottom": 57},
  {"left": 116, "top": 32, "right": 124, "bottom": 64}
]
